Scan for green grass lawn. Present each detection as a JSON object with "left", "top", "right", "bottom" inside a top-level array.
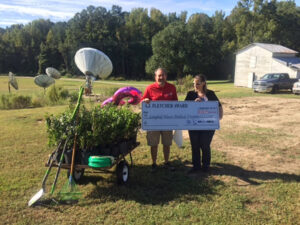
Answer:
[{"left": 0, "top": 76, "right": 299, "bottom": 224}]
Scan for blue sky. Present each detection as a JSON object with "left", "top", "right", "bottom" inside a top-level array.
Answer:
[{"left": 0, "top": 0, "right": 299, "bottom": 28}]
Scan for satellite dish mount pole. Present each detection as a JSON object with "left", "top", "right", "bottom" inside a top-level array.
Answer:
[{"left": 85, "top": 72, "right": 92, "bottom": 96}]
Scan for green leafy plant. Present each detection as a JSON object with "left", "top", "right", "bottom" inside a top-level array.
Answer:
[{"left": 46, "top": 105, "right": 141, "bottom": 151}]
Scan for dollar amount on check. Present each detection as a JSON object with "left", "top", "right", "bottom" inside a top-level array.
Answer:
[{"left": 142, "top": 101, "right": 220, "bottom": 130}]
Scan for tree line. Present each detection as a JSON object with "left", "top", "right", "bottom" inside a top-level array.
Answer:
[{"left": 0, "top": 0, "right": 300, "bottom": 80}]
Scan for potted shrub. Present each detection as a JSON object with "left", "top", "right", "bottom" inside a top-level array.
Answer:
[{"left": 46, "top": 105, "right": 141, "bottom": 162}]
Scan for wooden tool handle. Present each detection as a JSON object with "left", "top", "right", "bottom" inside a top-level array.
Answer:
[{"left": 70, "top": 134, "right": 77, "bottom": 177}]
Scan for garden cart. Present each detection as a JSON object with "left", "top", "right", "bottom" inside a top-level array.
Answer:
[{"left": 46, "top": 139, "right": 140, "bottom": 184}]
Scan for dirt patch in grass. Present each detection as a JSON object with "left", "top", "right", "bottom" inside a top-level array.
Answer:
[{"left": 183, "top": 96, "right": 300, "bottom": 175}]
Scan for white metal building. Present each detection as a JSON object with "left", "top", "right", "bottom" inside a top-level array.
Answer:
[{"left": 234, "top": 43, "right": 300, "bottom": 87}]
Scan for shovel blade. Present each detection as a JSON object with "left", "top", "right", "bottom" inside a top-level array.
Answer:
[{"left": 28, "top": 189, "right": 44, "bottom": 207}]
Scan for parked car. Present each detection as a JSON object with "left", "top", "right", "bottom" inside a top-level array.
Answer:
[
  {"left": 292, "top": 80, "right": 300, "bottom": 95},
  {"left": 252, "top": 73, "right": 298, "bottom": 94}
]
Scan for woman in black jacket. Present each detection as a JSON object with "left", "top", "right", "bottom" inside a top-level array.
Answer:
[{"left": 185, "top": 74, "right": 223, "bottom": 173}]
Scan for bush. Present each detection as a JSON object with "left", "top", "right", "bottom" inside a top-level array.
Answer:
[
  {"left": 0, "top": 95, "right": 11, "bottom": 109},
  {"left": 46, "top": 105, "right": 141, "bottom": 150},
  {"left": 11, "top": 95, "right": 31, "bottom": 109},
  {"left": 175, "top": 74, "right": 194, "bottom": 94},
  {"left": 31, "top": 96, "right": 44, "bottom": 107},
  {"left": 65, "top": 73, "right": 73, "bottom": 78},
  {"left": 59, "top": 89, "right": 69, "bottom": 99},
  {"left": 0, "top": 94, "right": 32, "bottom": 109},
  {"left": 68, "top": 91, "right": 80, "bottom": 104},
  {"left": 46, "top": 85, "right": 69, "bottom": 104},
  {"left": 47, "top": 85, "right": 59, "bottom": 103}
]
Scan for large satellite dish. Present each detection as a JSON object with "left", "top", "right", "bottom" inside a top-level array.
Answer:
[
  {"left": 34, "top": 74, "right": 55, "bottom": 93},
  {"left": 74, "top": 48, "right": 113, "bottom": 79},
  {"left": 46, "top": 67, "right": 61, "bottom": 79},
  {"left": 8, "top": 72, "right": 18, "bottom": 91}
]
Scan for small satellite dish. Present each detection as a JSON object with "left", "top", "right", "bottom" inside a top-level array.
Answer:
[
  {"left": 34, "top": 74, "right": 55, "bottom": 93},
  {"left": 8, "top": 72, "right": 18, "bottom": 91},
  {"left": 74, "top": 48, "right": 113, "bottom": 79},
  {"left": 46, "top": 67, "right": 61, "bottom": 79}
]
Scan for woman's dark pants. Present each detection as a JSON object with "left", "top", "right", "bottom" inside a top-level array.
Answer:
[{"left": 188, "top": 130, "right": 215, "bottom": 169}]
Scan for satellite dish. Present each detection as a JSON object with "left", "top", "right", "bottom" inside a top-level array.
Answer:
[
  {"left": 8, "top": 72, "right": 18, "bottom": 90},
  {"left": 46, "top": 67, "right": 61, "bottom": 79},
  {"left": 34, "top": 74, "right": 55, "bottom": 92},
  {"left": 74, "top": 48, "right": 113, "bottom": 79}
]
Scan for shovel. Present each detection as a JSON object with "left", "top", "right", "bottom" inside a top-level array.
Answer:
[{"left": 28, "top": 141, "right": 63, "bottom": 207}]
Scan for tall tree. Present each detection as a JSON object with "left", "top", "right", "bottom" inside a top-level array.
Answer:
[
  {"left": 146, "top": 22, "right": 189, "bottom": 79},
  {"left": 122, "top": 8, "right": 153, "bottom": 79},
  {"left": 211, "top": 11, "right": 236, "bottom": 79},
  {"left": 185, "top": 13, "right": 220, "bottom": 77},
  {"left": 275, "top": 0, "right": 300, "bottom": 51}
]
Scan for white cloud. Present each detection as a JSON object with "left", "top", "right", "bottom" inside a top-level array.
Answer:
[
  {"left": 0, "top": 19, "right": 32, "bottom": 26},
  {"left": 0, "top": 3, "right": 74, "bottom": 19}
]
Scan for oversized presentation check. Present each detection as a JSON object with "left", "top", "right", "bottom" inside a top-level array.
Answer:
[{"left": 142, "top": 101, "right": 220, "bottom": 130}]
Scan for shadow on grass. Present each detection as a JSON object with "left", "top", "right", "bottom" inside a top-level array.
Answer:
[
  {"left": 84, "top": 162, "right": 225, "bottom": 205},
  {"left": 76, "top": 173, "right": 106, "bottom": 185},
  {"left": 83, "top": 161, "right": 300, "bottom": 205},
  {"left": 34, "top": 162, "right": 299, "bottom": 207},
  {"left": 210, "top": 163, "right": 300, "bottom": 185}
]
